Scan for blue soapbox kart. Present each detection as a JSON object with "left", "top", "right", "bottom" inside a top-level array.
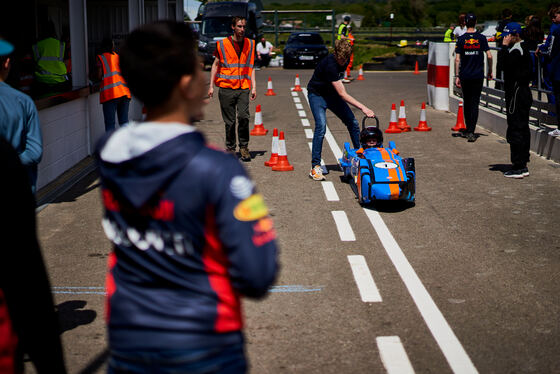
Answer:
[{"left": 339, "top": 117, "right": 416, "bottom": 205}]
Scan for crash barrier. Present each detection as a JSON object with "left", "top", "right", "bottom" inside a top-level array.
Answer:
[
  {"left": 427, "top": 42, "right": 450, "bottom": 111},
  {"left": 448, "top": 45, "right": 560, "bottom": 162}
]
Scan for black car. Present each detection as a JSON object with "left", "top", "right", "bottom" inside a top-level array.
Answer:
[{"left": 283, "top": 32, "right": 329, "bottom": 69}]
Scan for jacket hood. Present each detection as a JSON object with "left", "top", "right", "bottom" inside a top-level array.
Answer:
[{"left": 96, "top": 121, "right": 205, "bottom": 209}]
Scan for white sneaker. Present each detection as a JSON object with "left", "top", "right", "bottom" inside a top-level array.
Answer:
[
  {"left": 548, "top": 129, "right": 560, "bottom": 137},
  {"left": 309, "top": 165, "right": 326, "bottom": 181},
  {"left": 342, "top": 78, "right": 351, "bottom": 83}
]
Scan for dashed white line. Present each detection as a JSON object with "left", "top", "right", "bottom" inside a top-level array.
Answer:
[
  {"left": 298, "top": 110, "right": 306, "bottom": 117},
  {"left": 296, "top": 103, "right": 304, "bottom": 110},
  {"left": 304, "top": 129, "right": 313, "bottom": 139},
  {"left": 301, "top": 118, "right": 310, "bottom": 127},
  {"left": 364, "top": 209, "right": 478, "bottom": 374},
  {"left": 321, "top": 181, "right": 339, "bottom": 201},
  {"left": 291, "top": 91, "right": 298, "bottom": 96},
  {"left": 331, "top": 211, "right": 356, "bottom": 241},
  {"left": 376, "top": 336, "right": 415, "bottom": 374},
  {"left": 293, "top": 97, "right": 301, "bottom": 103},
  {"left": 347, "top": 255, "right": 382, "bottom": 302}
]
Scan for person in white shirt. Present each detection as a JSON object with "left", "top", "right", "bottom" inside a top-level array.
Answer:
[
  {"left": 256, "top": 37, "right": 274, "bottom": 68},
  {"left": 453, "top": 13, "right": 467, "bottom": 39}
]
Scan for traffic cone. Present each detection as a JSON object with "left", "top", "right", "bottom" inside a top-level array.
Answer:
[
  {"left": 414, "top": 61, "right": 420, "bottom": 75},
  {"left": 385, "top": 103, "right": 402, "bottom": 133},
  {"left": 264, "top": 128, "right": 279, "bottom": 167},
  {"left": 271, "top": 131, "right": 294, "bottom": 171},
  {"left": 292, "top": 74, "right": 302, "bottom": 92},
  {"left": 451, "top": 101, "right": 467, "bottom": 131},
  {"left": 398, "top": 100, "right": 411, "bottom": 132},
  {"left": 357, "top": 65, "right": 365, "bottom": 80},
  {"left": 414, "top": 102, "right": 432, "bottom": 131},
  {"left": 250, "top": 104, "right": 268, "bottom": 136},
  {"left": 265, "top": 77, "right": 276, "bottom": 96}
]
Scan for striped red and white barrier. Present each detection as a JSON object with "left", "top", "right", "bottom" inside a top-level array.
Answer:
[{"left": 427, "top": 42, "right": 450, "bottom": 111}]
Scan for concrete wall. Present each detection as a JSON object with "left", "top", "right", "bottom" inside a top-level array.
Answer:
[{"left": 37, "top": 97, "right": 142, "bottom": 190}]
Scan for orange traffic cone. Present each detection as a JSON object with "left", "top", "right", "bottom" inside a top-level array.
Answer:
[
  {"left": 451, "top": 101, "right": 467, "bottom": 131},
  {"left": 265, "top": 77, "right": 276, "bottom": 96},
  {"left": 264, "top": 128, "right": 279, "bottom": 166},
  {"left": 292, "top": 74, "right": 302, "bottom": 91},
  {"left": 398, "top": 100, "right": 411, "bottom": 132},
  {"left": 386, "top": 103, "right": 402, "bottom": 133},
  {"left": 250, "top": 104, "right": 268, "bottom": 136},
  {"left": 414, "top": 61, "right": 420, "bottom": 75},
  {"left": 414, "top": 102, "right": 432, "bottom": 131},
  {"left": 271, "top": 131, "right": 294, "bottom": 171},
  {"left": 357, "top": 65, "right": 365, "bottom": 80}
]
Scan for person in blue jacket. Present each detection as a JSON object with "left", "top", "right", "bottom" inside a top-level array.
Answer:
[
  {"left": 95, "top": 21, "right": 278, "bottom": 373},
  {"left": 0, "top": 38, "right": 43, "bottom": 194}
]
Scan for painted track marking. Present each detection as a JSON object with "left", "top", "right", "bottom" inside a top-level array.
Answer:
[
  {"left": 376, "top": 336, "right": 415, "bottom": 374},
  {"left": 331, "top": 211, "right": 356, "bottom": 241},
  {"left": 347, "top": 255, "right": 382, "bottom": 302},
  {"left": 301, "top": 118, "right": 310, "bottom": 127},
  {"left": 321, "top": 181, "right": 339, "bottom": 201},
  {"left": 305, "top": 129, "right": 313, "bottom": 139}
]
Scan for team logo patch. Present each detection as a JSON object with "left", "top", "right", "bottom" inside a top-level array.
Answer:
[
  {"left": 230, "top": 176, "right": 254, "bottom": 200},
  {"left": 252, "top": 217, "right": 276, "bottom": 246},
  {"left": 234, "top": 194, "right": 269, "bottom": 221}
]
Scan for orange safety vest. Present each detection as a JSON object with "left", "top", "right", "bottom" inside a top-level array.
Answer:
[
  {"left": 98, "top": 52, "right": 131, "bottom": 104},
  {"left": 215, "top": 37, "right": 254, "bottom": 90}
]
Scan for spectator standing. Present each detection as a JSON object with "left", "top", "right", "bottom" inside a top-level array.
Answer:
[
  {"left": 453, "top": 14, "right": 467, "bottom": 39},
  {"left": 32, "top": 21, "right": 70, "bottom": 96},
  {"left": 344, "top": 26, "right": 355, "bottom": 82},
  {"left": 337, "top": 15, "right": 351, "bottom": 41},
  {"left": 537, "top": 6, "right": 560, "bottom": 136},
  {"left": 97, "top": 38, "right": 131, "bottom": 132},
  {"left": 499, "top": 23, "right": 533, "bottom": 178},
  {"left": 0, "top": 137, "right": 66, "bottom": 374},
  {"left": 522, "top": 16, "right": 544, "bottom": 86},
  {"left": 444, "top": 25, "right": 455, "bottom": 42},
  {"left": 0, "top": 39, "right": 43, "bottom": 194},
  {"left": 208, "top": 16, "right": 256, "bottom": 161},
  {"left": 256, "top": 36, "right": 274, "bottom": 68},
  {"left": 495, "top": 8, "right": 513, "bottom": 90},
  {"left": 96, "top": 21, "right": 278, "bottom": 373},
  {"left": 455, "top": 13, "right": 493, "bottom": 142},
  {"left": 307, "top": 39, "right": 374, "bottom": 181}
]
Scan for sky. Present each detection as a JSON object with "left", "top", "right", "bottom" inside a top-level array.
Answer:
[{"left": 184, "top": 0, "right": 201, "bottom": 20}]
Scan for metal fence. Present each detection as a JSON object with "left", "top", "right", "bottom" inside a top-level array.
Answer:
[{"left": 469, "top": 47, "right": 558, "bottom": 128}]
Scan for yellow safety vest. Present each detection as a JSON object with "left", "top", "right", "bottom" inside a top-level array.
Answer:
[
  {"left": 444, "top": 29, "right": 453, "bottom": 42},
  {"left": 32, "top": 38, "right": 68, "bottom": 84},
  {"left": 337, "top": 24, "right": 349, "bottom": 40}
]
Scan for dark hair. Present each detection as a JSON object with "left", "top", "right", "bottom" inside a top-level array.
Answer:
[
  {"left": 231, "top": 16, "right": 246, "bottom": 27},
  {"left": 458, "top": 13, "right": 466, "bottom": 26},
  {"left": 100, "top": 37, "right": 114, "bottom": 54},
  {"left": 502, "top": 8, "right": 513, "bottom": 19},
  {"left": 465, "top": 13, "right": 476, "bottom": 28},
  {"left": 119, "top": 21, "right": 197, "bottom": 108},
  {"left": 523, "top": 16, "right": 544, "bottom": 43}
]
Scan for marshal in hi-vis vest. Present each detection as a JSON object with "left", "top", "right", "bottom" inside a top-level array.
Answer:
[
  {"left": 32, "top": 38, "right": 68, "bottom": 84},
  {"left": 97, "top": 52, "right": 131, "bottom": 104},
  {"left": 215, "top": 37, "right": 254, "bottom": 90}
]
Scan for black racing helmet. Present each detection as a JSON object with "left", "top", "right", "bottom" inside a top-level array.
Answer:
[
  {"left": 360, "top": 126, "right": 383, "bottom": 148},
  {"left": 343, "top": 15, "right": 351, "bottom": 22}
]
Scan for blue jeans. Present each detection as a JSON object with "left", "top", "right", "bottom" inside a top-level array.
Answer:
[
  {"left": 108, "top": 343, "right": 247, "bottom": 374},
  {"left": 309, "top": 92, "right": 360, "bottom": 167},
  {"left": 103, "top": 96, "right": 130, "bottom": 132}
]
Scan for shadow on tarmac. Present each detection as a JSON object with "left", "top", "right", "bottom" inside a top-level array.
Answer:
[
  {"left": 78, "top": 349, "right": 109, "bottom": 374},
  {"left": 488, "top": 163, "right": 512, "bottom": 173},
  {"left": 52, "top": 171, "right": 100, "bottom": 204},
  {"left": 57, "top": 300, "right": 97, "bottom": 334}
]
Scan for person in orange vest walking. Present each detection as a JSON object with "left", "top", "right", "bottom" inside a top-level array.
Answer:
[
  {"left": 208, "top": 16, "right": 256, "bottom": 162},
  {"left": 97, "top": 38, "right": 131, "bottom": 132},
  {"left": 343, "top": 26, "right": 355, "bottom": 83}
]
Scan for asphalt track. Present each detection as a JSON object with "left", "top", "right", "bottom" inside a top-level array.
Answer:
[{"left": 34, "top": 68, "right": 560, "bottom": 373}]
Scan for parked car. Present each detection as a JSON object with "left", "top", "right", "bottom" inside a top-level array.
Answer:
[{"left": 283, "top": 32, "right": 329, "bottom": 69}]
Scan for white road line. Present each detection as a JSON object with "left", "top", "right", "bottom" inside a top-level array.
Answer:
[
  {"left": 298, "top": 110, "right": 306, "bottom": 117},
  {"left": 293, "top": 97, "right": 301, "bottom": 103},
  {"left": 305, "top": 129, "right": 313, "bottom": 139},
  {"left": 291, "top": 91, "right": 298, "bottom": 96},
  {"left": 301, "top": 118, "right": 310, "bottom": 127},
  {"left": 347, "top": 255, "right": 382, "bottom": 302},
  {"left": 376, "top": 336, "right": 415, "bottom": 374},
  {"left": 296, "top": 103, "right": 304, "bottom": 109},
  {"left": 331, "top": 211, "right": 356, "bottom": 241},
  {"left": 321, "top": 181, "right": 339, "bottom": 201},
  {"left": 364, "top": 209, "right": 478, "bottom": 374}
]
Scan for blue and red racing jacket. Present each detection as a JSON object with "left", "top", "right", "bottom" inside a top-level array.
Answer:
[{"left": 95, "top": 122, "right": 278, "bottom": 351}]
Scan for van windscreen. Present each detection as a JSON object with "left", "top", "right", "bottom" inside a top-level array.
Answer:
[{"left": 202, "top": 18, "right": 232, "bottom": 36}]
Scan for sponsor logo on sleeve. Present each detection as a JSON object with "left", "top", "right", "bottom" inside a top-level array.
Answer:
[
  {"left": 252, "top": 217, "right": 276, "bottom": 246},
  {"left": 234, "top": 194, "right": 269, "bottom": 221}
]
